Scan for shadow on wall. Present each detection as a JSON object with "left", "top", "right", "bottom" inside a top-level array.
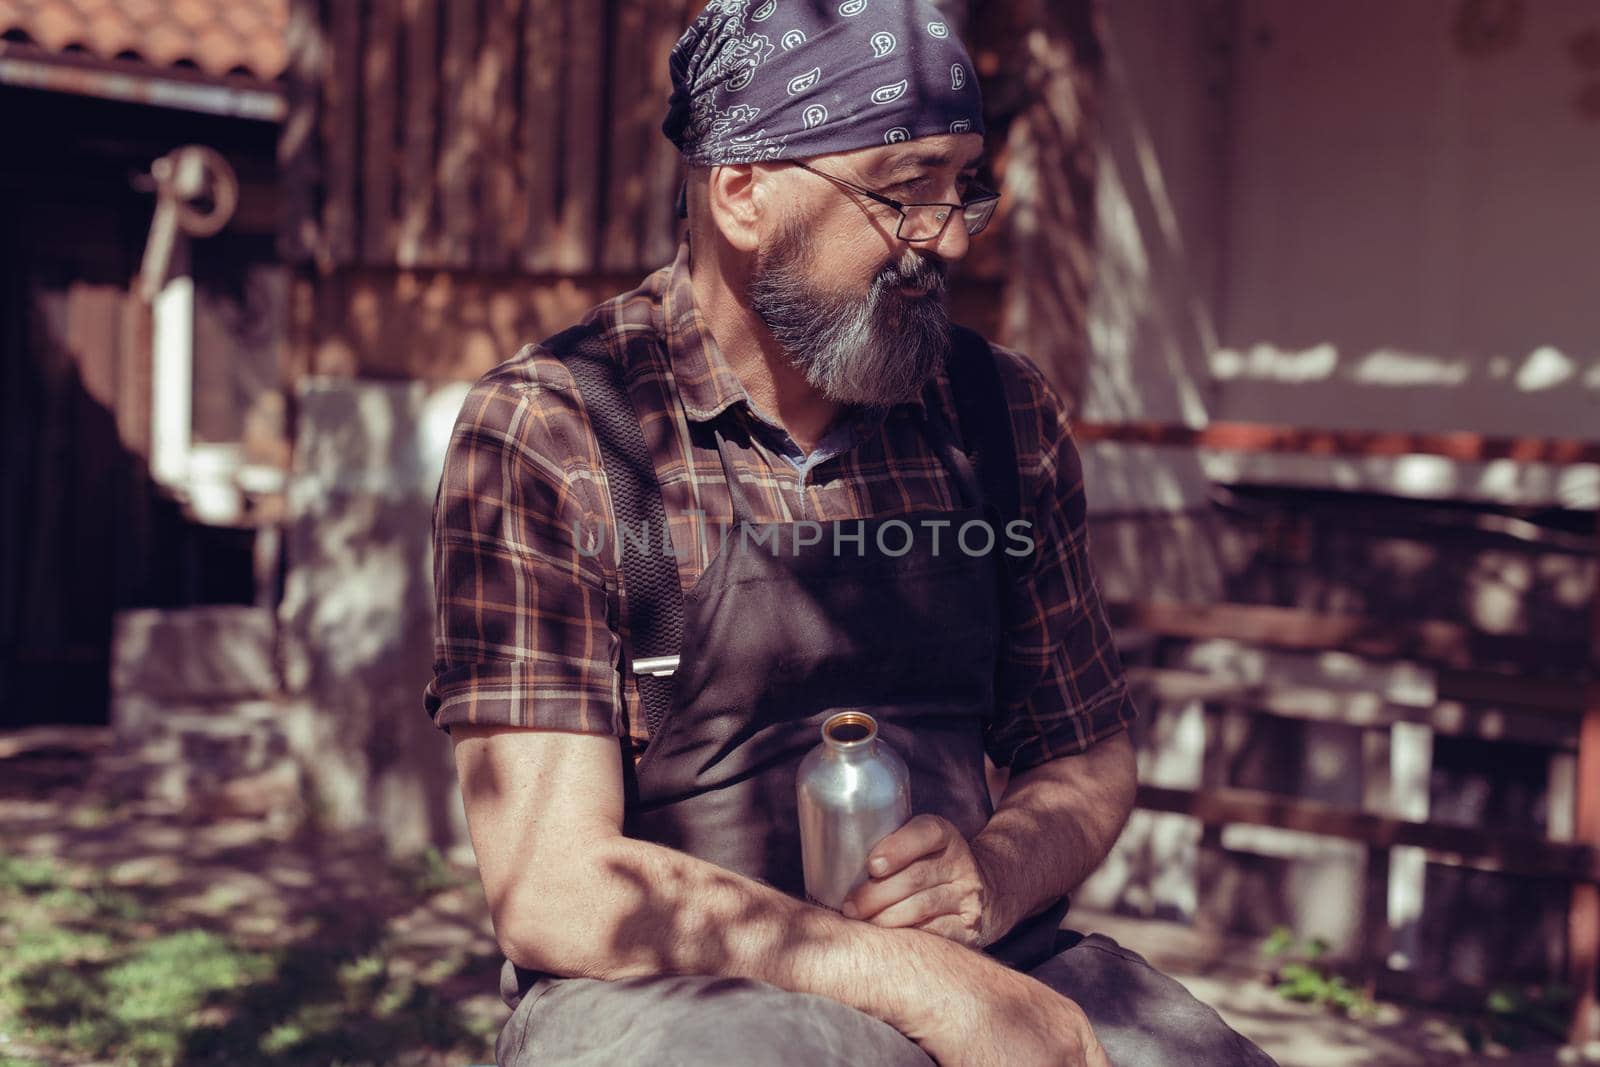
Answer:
[
  {"left": 300, "top": 267, "right": 651, "bottom": 382},
  {"left": 280, "top": 378, "right": 473, "bottom": 855}
]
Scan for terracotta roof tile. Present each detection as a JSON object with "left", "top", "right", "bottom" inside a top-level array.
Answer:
[{"left": 0, "top": 0, "right": 287, "bottom": 80}]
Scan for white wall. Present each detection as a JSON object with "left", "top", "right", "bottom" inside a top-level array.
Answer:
[
  {"left": 1219, "top": 0, "right": 1600, "bottom": 440},
  {"left": 1083, "top": 0, "right": 1600, "bottom": 512}
]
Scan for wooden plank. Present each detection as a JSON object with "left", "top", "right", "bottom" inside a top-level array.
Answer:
[
  {"left": 1073, "top": 419, "right": 1600, "bottom": 465},
  {"left": 476, "top": 0, "right": 521, "bottom": 270},
  {"left": 1126, "top": 666, "right": 1581, "bottom": 748},
  {"left": 637, "top": 0, "right": 691, "bottom": 267},
  {"left": 0, "top": 726, "right": 111, "bottom": 760},
  {"left": 397, "top": 0, "right": 439, "bottom": 267},
  {"left": 321, "top": 0, "right": 362, "bottom": 265},
  {"left": 517, "top": 0, "right": 565, "bottom": 273},
  {"left": 554, "top": 0, "right": 604, "bottom": 273},
  {"left": 437, "top": 0, "right": 481, "bottom": 268},
  {"left": 1361, "top": 843, "right": 1392, "bottom": 985},
  {"left": 1110, "top": 600, "right": 1589, "bottom": 679},
  {"left": 362, "top": 0, "right": 400, "bottom": 264},
  {"left": 1136, "top": 783, "right": 1600, "bottom": 883},
  {"left": 1199, "top": 705, "right": 1244, "bottom": 790},
  {"left": 599, "top": 0, "right": 650, "bottom": 272},
  {"left": 1436, "top": 667, "right": 1589, "bottom": 716},
  {"left": 278, "top": 0, "right": 325, "bottom": 263}
]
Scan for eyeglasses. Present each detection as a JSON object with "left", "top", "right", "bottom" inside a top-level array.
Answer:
[{"left": 789, "top": 159, "right": 1001, "bottom": 243}]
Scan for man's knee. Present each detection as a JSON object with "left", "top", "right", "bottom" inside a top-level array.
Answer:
[
  {"left": 499, "top": 974, "right": 933, "bottom": 1067},
  {"left": 1031, "top": 933, "right": 1279, "bottom": 1067}
]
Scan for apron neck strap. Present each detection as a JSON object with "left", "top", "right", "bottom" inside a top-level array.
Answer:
[{"left": 711, "top": 416, "right": 757, "bottom": 526}]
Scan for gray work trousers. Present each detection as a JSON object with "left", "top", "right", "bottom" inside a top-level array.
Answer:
[{"left": 495, "top": 930, "right": 1279, "bottom": 1066}]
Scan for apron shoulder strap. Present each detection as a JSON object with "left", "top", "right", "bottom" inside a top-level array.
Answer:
[
  {"left": 945, "top": 324, "right": 1023, "bottom": 531},
  {"left": 545, "top": 324, "right": 682, "bottom": 738}
]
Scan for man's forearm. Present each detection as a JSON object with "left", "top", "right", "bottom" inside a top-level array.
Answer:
[
  {"left": 500, "top": 830, "right": 1018, "bottom": 1038},
  {"left": 972, "top": 731, "right": 1138, "bottom": 941}
]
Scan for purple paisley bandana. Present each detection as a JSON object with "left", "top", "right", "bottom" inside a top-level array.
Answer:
[{"left": 663, "top": 0, "right": 986, "bottom": 166}]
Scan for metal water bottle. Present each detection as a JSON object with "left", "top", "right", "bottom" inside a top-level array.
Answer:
[{"left": 797, "top": 711, "right": 911, "bottom": 911}]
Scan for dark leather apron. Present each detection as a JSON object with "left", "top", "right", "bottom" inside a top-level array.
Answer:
[
  {"left": 621, "top": 384, "right": 1066, "bottom": 971},
  {"left": 501, "top": 327, "right": 1066, "bottom": 1013}
]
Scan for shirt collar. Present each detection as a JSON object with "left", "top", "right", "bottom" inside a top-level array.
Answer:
[
  {"left": 658, "top": 242, "right": 752, "bottom": 423},
  {"left": 654, "top": 239, "right": 932, "bottom": 424}
]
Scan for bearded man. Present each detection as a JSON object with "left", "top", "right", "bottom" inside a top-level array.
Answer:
[{"left": 426, "top": 2, "right": 1276, "bottom": 1064}]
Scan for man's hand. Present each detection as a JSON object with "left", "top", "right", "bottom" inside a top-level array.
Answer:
[
  {"left": 841, "top": 814, "right": 1006, "bottom": 949},
  {"left": 902, "top": 963, "right": 1110, "bottom": 1067}
]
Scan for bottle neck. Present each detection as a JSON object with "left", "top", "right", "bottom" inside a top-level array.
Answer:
[{"left": 825, "top": 737, "right": 878, "bottom": 762}]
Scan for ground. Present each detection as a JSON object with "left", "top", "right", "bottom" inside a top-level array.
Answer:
[
  {"left": 0, "top": 758, "right": 503, "bottom": 1067},
  {"left": 0, "top": 751, "right": 1586, "bottom": 1067}
]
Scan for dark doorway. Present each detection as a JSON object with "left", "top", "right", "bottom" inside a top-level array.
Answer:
[{"left": 0, "top": 86, "right": 280, "bottom": 727}]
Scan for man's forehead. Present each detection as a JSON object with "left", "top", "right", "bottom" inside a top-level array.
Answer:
[{"left": 828, "top": 134, "right": 986, "bottom": 177}]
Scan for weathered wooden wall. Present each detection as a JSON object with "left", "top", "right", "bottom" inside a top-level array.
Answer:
[{"left": 281, "top": 0, "right": 695, "bottom": 277}]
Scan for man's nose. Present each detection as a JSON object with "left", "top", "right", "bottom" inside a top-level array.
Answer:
[{"left": 925, "top": 210, "right": 971, "bottom": 263}]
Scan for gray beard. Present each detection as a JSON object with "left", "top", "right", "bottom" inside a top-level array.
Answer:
[{"left": 746, "top": 219, "right": 951, "bottom": 408}]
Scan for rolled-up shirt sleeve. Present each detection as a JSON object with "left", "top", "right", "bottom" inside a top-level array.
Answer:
[
  {"left": 986, "top": 355, "right": 1137, "bottom": 773},
  {"left": 423, "top": 352, "right": 622, "bottom": 735}
]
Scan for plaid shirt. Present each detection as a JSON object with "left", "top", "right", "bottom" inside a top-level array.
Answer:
[{"left": 424, "top": 244, "right": 1135, "bottom": 773}]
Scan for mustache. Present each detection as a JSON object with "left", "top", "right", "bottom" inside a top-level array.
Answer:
[{"left": 876, "top": 253, "right": 948, "bottom": 295}]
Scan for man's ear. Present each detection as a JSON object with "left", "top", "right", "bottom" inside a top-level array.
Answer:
[{"left": 705, "top": 164, "right": 763, "bottom": 253}]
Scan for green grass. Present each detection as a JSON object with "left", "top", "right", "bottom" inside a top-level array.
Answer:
[
  {"left": 0, "top": 855, "right": 59, "bottom": 894},
  {"left": 0, "top": 849, "right": 498, "bottom": 1067},
  {"left": 1261, "top": 926, "right": 1377, "bottom": 1018}
]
